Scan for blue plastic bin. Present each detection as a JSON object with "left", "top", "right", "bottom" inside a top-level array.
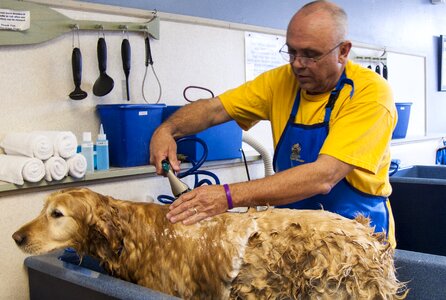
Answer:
[
  {"left": 390, "top": 165, "right": 446, "bottom": 256},
  {"left": 163, "top": 105, "right": 242, "bottom": 161},
  {"left": 26, "top": 249, "right": 446, "bottom": 300},
  {"left": 96, "top": 104, "right": 165, "bottom": 167},
  {"left": 392, "top": 102, "right": 412, "bottom": 139}
]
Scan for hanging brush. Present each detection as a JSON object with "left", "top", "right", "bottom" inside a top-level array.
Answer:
[
  {"left": 121, "top": 29, "right": 131, "bottom": 101},
  {"left": 382, "top": 63, "right": 388, "bottom": 80},
  {"left": 375, "top": 64, "right": 381, "bottom": 75}
]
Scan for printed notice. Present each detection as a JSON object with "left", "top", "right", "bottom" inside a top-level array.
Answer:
[
  {"left": 245, "top": 32, "right": 286, "bottom": 81},
  {"left": 0, "top": 9, "right": 30, "bottom": 31}
]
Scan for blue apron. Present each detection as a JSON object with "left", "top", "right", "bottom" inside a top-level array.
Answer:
[{"left": 272, "top": 72, "right": 389, "bottom": 235}]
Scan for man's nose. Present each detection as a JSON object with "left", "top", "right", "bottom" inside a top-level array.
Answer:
[{"left": 291, "top": 57, "right": 306, "bottom": 68}]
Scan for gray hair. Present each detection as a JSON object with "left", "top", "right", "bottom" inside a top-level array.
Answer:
[{"left": 298, "top": 0, "right": 348, "bottom": 40}]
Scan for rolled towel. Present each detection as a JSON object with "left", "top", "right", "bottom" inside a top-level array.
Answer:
[
  {"left": 35, "top": 131, "right": 78, "bottom": 158},
  {"left": 44, "top": 156, "right": 68, "bottom": 182},
  {"left": 66, "top": 154, "right": 87, "bottom": 178},
  {"left": 0, "top": 154, "right": 45, "bottom": 185},
  {"left": 0, "top": 133, "right": 53, "bottom": 160}
]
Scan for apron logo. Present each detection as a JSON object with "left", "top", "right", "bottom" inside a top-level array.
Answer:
[{"left": 290, "top": 143, "right": 304, "bottom": 162}]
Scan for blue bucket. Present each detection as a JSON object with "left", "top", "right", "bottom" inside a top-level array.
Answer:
[
  {"left": 97, "top": 104, "right": 165, "bottom": 167},
  {"left": 392, "top": 102, "right": 412, "bottom": 139},
  {"left": 163, "top": 105, "right": 242, "bottom": 161}
]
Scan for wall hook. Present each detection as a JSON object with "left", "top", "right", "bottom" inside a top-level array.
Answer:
[
  {"left": 119, "top": 25, "right": 130, "bottom": 39},
  {"left": 96, "top": 25, "right": 105, "bottom": 38},
  {"left": 71, "top": 24, "right": 80, "bottom": 48}
]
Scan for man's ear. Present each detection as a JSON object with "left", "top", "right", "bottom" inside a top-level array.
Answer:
[{"left": 339, "top": 40, "right": 352, "bottom": 64}]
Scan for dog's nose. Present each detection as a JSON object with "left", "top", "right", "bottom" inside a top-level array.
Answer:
[{"left": 12, "top": 231, "right": 27, "bottom": 246}]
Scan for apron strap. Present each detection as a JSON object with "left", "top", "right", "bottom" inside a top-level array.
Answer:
[
  {"left": 289, "top": 89, "right": 301, "bottom": 119},
  {"left": 289, "top": 71, "right": 355, "bottom": 122},
  {"left": 324, "top": 73, "right": 354, "bottom": 122}
]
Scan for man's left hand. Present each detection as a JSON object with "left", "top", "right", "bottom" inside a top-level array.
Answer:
[{"left": 166, "top": 185, "right": 229, "bottom": 225}]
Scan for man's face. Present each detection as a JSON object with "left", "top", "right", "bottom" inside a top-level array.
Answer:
[{"left": 286, "top": 11, "right": 346, "bottom": 94}]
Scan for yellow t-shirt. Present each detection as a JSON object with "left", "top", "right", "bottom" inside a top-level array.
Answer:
[{"left": 219, "top": 60, "right": 397, "bottom": 246}]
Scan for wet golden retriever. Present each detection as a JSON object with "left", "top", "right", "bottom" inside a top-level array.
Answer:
[{"left": 13, "top": 187, "right": 406, "bottom": 299}]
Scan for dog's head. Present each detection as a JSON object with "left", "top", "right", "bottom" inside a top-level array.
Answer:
[{"left": 12, "top": 187, "right": 106, "bottom": 255}]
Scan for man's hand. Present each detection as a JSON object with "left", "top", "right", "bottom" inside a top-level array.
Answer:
[
  {"left": 149, "top": 126, "right": 180, "bottom": 174},
  {"left": 166, "top": 185, "right": 229, "bottom": 225},
  {"left": 150, "top": 98, "right": 232, "bottom": 175}
]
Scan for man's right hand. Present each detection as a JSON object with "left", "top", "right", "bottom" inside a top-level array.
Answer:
[
  {"left": 149, "top": 125, "right": 181, "bottom": 175},
  {"left": 149, "top": 97, "right": 231, "bottom": 175}
]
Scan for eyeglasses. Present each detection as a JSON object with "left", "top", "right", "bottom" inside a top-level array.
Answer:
[{"left": 279, "top": 42, "right": 344, "bottom": 66}]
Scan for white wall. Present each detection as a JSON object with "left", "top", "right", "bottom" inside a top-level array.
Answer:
[
  {"left": 0, "top": 8, "right": 247, "bottom": 141},
  {"left": 391, "top": 138, "right": 442, "bottom": 168}
]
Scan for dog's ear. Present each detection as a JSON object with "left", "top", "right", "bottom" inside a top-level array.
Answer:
[{"left": 89, "top": 195, "right": 124, "bottom": 257}]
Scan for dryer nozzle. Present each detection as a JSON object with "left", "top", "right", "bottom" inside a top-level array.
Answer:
[{"left": 162, "top": 160, "right": 191, "bottom": 198}]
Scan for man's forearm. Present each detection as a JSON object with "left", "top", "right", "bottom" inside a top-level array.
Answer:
[
  {"left": 162, "top": 97, "right": 231, "bottom": 139},
  {"left": 229, "top": 154, "right": 354, "bottom": 207}
]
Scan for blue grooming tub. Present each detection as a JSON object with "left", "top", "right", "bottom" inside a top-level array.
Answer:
[
  {"left": 390, "top": 165, "right": 446, "bottom": 256},
  {"left": 23, "top": 248, "right": 446, "bottom": 299},
  {"left": 24, "top": 250, "right": 179, "bottom": 299}
]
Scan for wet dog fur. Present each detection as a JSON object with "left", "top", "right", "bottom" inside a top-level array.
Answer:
[{"left": 12, "top": 187, "right": 407, "bottom": 299}]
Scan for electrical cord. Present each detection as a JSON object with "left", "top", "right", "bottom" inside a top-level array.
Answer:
[
  {"left": 142, "top": 64, "right": 162, "bottom": 104},
  {"left": 389, "top": 159, "right": 400, "bottom": 176},
  {"left": 183, "top": 86, "right": 214, "bottom": 102},
  {"left": 142, "top": 33, "right": 162, "bottom": 104},
  {"left": 157, "top": 85, "right": 228, "bottom": 203},
  {"left": 240, "top": 148, "right": 251, "bottom": 181}
]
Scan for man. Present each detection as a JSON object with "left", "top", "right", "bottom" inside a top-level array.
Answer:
[{"left": 150, "top": 0, "right": 397, "bottom": 247}]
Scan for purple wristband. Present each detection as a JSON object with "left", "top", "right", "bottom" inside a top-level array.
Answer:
[{"left": 223, "top": 184, "right": 233, "bottom": 210}]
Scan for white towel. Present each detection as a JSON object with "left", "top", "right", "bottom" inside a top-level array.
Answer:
[
  {"left": 66, "top": 154, "right": 87, "bottom": 178},
  {"left": 0, "top": 154, "right": 45, "bottom": 185},
  {"left": 0, "top": 133, "right": 53, "bottom": 160},
  {"left": 35, "top": 131, "right": 78, "bottom": 158},
  {"left": 44, "top": 156, "right": 68, "bottom": 182}
]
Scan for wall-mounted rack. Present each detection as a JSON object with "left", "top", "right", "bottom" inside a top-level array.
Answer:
[
  {"left": 354, "top": 56, "right": 387, "bottom": 62},
  {"left": 0, "top": 0, "right": 159, "bottom": 46}
]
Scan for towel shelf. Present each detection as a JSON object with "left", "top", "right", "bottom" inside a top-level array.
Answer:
[{"left": 0, "top": 155, "right": 262, "bottom": 196}]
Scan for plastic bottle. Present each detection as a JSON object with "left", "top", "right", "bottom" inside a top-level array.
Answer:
[
  {"left": 81, "top": 132, "right": 94, "bottom": 173},
  {"left": 96, "top": 124, "right": 109, "bottom": 171}
]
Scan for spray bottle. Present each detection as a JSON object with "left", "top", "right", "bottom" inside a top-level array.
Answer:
[
  {"left": 96, "top": 124, "right": 109, "bottom": 171},
  {"left": 81, "top": 132, "right": 94, "bottom": 173}
]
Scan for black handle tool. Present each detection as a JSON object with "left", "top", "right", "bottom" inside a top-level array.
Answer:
[
  {"left": 145, "top": 36, "right": 153, "bottom": 66},
  {"left": 69, "top": 48, "right": 88, "bottom": 100},
  {"left": 375, "top": 64, "right": 381, "bottom": 75},
  {"left": 121, "top": 38, "right": 131, "bottom": 101},
  {"left": 93, "top": 37, "right": 114, "bottom": 97},
  {"left": 382, "top": 63, "right": 388, "bottom": 80}
]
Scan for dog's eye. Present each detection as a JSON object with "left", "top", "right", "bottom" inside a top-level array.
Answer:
[{"left": 50, "top": 209, "right": 64, "bottom": 218}]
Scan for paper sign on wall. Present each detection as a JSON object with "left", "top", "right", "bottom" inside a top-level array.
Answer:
[
  {"left": 245, "top": 32, "right": 286, "bottom": 81},
  {"left": 0, "top": 9, "right": 30, "bottom": 31}
]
